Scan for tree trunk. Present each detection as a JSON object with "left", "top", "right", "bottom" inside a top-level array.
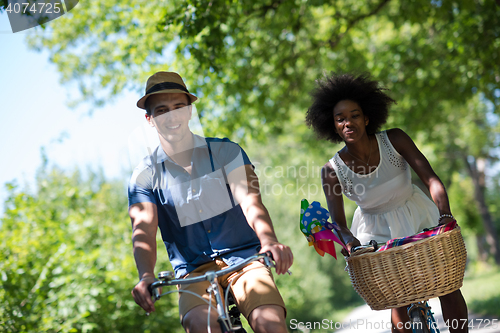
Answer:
[
  {"left": 464, "top": 155, "right": 500, "bottom": 265},
  {"left": 475, "top": 234, "right": 489, "bottom": 262}
]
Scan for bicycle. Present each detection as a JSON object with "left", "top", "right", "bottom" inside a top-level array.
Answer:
[
  {"left": 351, "top": 242, "right": 440, "bottom": 333},
  {"left": 148, "top": 252, "right": 288, "bottom": 333}
]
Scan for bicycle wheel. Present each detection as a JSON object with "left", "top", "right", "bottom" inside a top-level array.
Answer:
[{"left": 409, "top": 307, "right": 431, "bottom": 333}]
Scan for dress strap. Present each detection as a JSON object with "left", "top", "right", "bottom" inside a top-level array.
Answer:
[
  {"left": 378, "top": 131, "right": 408, "bottom": 171},
  {"left": 329, "top": 154, "right": 353, "bottom": 197}
]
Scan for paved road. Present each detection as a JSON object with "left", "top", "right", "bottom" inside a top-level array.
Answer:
[{"left": 336, "top": 299, "right": 500, "bottom": 333}]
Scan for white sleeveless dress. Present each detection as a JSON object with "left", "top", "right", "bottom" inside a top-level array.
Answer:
[{"left": 329, "top": 131, "right": 439, "bottom": 245}]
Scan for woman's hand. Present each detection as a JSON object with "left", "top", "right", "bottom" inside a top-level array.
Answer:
[
  {"left": 338, "top": 227, "right": 361, "bottom": 256},
  {"left": 438, "top": 216, "right": 456, "bottom": 226}
]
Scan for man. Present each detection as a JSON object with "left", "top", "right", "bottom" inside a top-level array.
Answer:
[{"left": 128, "top": 72, "right": 293, "bottom": 333}]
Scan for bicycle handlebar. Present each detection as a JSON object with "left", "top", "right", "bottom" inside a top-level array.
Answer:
[
  {"left": 351, "top": 240, "right": 385, "bottom": 255},
  {"left": 148, "top": 252, "right": 278, "bottom": 298}
]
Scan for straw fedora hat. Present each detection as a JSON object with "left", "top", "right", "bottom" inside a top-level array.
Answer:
[{"left": 137, "top": 72, "right": 198, "bottom": 109}]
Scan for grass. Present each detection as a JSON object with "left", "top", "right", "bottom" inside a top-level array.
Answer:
[{"left": 461, "top": 263, "right": 500, "bottom": 318}]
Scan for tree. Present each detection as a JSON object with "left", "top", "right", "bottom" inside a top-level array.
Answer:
[
  {"left": 26, "top": 0, "right": 500, "bottom": 259},
  {"left": 0, "top": 0, "right": 8, "bottom": 11},
  {"left": 428, "top": 95, "right": 500, "bottom": 263},
  {"left": 0, "top": 164, "right": 182, "bottom": 333},
  {"left": 0, "top": 158, "right": 365, "bottom": 332},
  {"left": 27, "top": 0, "right": 499, "bottom": 131}
]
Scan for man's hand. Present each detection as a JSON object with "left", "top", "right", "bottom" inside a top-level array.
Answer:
[
  {"left": 131, "top": 276, "right": 157, "bottom": 314},
  {"left": 260, "top": 241, "right": 293, "bottom": 275}
]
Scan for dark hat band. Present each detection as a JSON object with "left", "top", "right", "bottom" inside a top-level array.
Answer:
[{"left": 146, "top": 82, "right": 189, "bottom": 95}]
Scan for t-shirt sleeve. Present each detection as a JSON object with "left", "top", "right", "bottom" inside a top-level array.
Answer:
[
  {"left": 208, "top": 139, "right": 253, "bottom": 175},
  {"left": 225, "top": 142, "right": 252, "bottom": 175},
  {"left": 128, "top": 161, "right": 157, "bottom": 207}
]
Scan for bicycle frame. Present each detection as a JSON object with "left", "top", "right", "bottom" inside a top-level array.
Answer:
[
  {"left": 424, "top": 304, "right": 440, "bottom": 333},
  {"left": 149, "top": 252, "right": 280, "bottom": 333},
  {"left": 407, "top": 301, "right": 440, "bottom": 333}
]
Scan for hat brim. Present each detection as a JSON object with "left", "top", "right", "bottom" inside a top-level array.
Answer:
[{"left": 137, "top": 89, "right": 198, "bottom": 109}]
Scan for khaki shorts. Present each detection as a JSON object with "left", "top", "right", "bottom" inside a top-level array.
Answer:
[{"left": 178, "top": 259, "right": 286, "bottom": 322}]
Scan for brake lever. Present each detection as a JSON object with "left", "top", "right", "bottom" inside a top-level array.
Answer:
[
  {"left": 264, "top": 251, "right": 292, "bottom": 275},
  {"left": 147, "top": 281, "right": 161, "bottom": 301}
]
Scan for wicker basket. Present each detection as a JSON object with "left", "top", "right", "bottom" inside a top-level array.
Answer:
[{"left": 346, "top": 226, "right": 467, "bottom": 310}]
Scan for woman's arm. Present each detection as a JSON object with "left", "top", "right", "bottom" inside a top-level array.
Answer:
[
  {"left": 321, "top": 162, "right": 361, "bottom": 254},
  {"left": 387, "top": 128, "right": 454, "bottom": 224}
]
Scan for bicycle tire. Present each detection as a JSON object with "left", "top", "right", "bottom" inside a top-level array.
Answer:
[{"left": 409, "top": 308, "right": 431, "bottom": 333}]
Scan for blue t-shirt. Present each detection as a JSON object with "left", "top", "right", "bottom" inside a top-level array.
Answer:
[{"left": 128, "top": 135, "right": 261, "bottom": 278}]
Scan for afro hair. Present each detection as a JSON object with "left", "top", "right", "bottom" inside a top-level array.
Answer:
[{"left": 306, "top": 72, "right": 396, "bottom": 143}]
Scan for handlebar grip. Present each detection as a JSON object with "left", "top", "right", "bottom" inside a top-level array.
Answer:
[
  {"left": 369, "top": 240, "right": 379, "bottom": 251},
  {"left": 351, "top": 246, "right": 362, "bottom": 253},
  {"left": 148, "top": 282, "right": 161, "bottom": 300},
  {"left": 351, "top": 240, "right": 379, "bottom": 254},
  {"left": 260, "top": 251, "right": 274, "bottom": 268}
]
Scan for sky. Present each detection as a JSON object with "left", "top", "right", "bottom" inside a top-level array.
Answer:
[{"left": 0, "top": 12, "right": 156, "bottom": 215}]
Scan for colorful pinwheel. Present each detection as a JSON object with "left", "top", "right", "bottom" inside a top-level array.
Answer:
[{"left": 299, "top": 199, "right": 348, "bottom": 259}]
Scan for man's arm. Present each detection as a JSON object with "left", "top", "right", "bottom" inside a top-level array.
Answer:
[
  {"left": 227, "top": 164, "right": 293, "bottom": 275},
  {"left": 129, "top": 201, "right": 158, "bottom": 313}
]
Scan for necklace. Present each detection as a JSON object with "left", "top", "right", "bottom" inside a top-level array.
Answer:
[{"left": 346, "top": 138, "right": 372, "bottom": 166}]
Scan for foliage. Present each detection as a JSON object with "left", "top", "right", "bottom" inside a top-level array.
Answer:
[
  {"left": 244, "top": 133, "right": 364, "bottom": 326},
  {"left": 0, "top": 157, "right": 361, "bottom": 332},
  {"left": 26, "top": 0, "right": 500, "bottom": 140},
  {"left": 25, "top": 1, "right": 500, "bottom": 261},
  {"left": 448, "top": 174, "right": 483, "bottom": 234},
  {"left": 0, "top": 0, "right": 6, "bottom": 12},
  {"left": 7, "top": 0, "right": 500, "bottom": 327},
  {"left": 0, "top": 166, "right": 181, "bottom": 333},
  {"left": 421, "top": 94, "right": 500, "bottom": 218},
  {"left": 461, "top": 265, "right": 500, "bottom": 318}
]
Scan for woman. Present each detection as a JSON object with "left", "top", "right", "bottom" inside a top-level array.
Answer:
[{"left": 306, "top": 72, "right": 468, "bottom": 333}]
